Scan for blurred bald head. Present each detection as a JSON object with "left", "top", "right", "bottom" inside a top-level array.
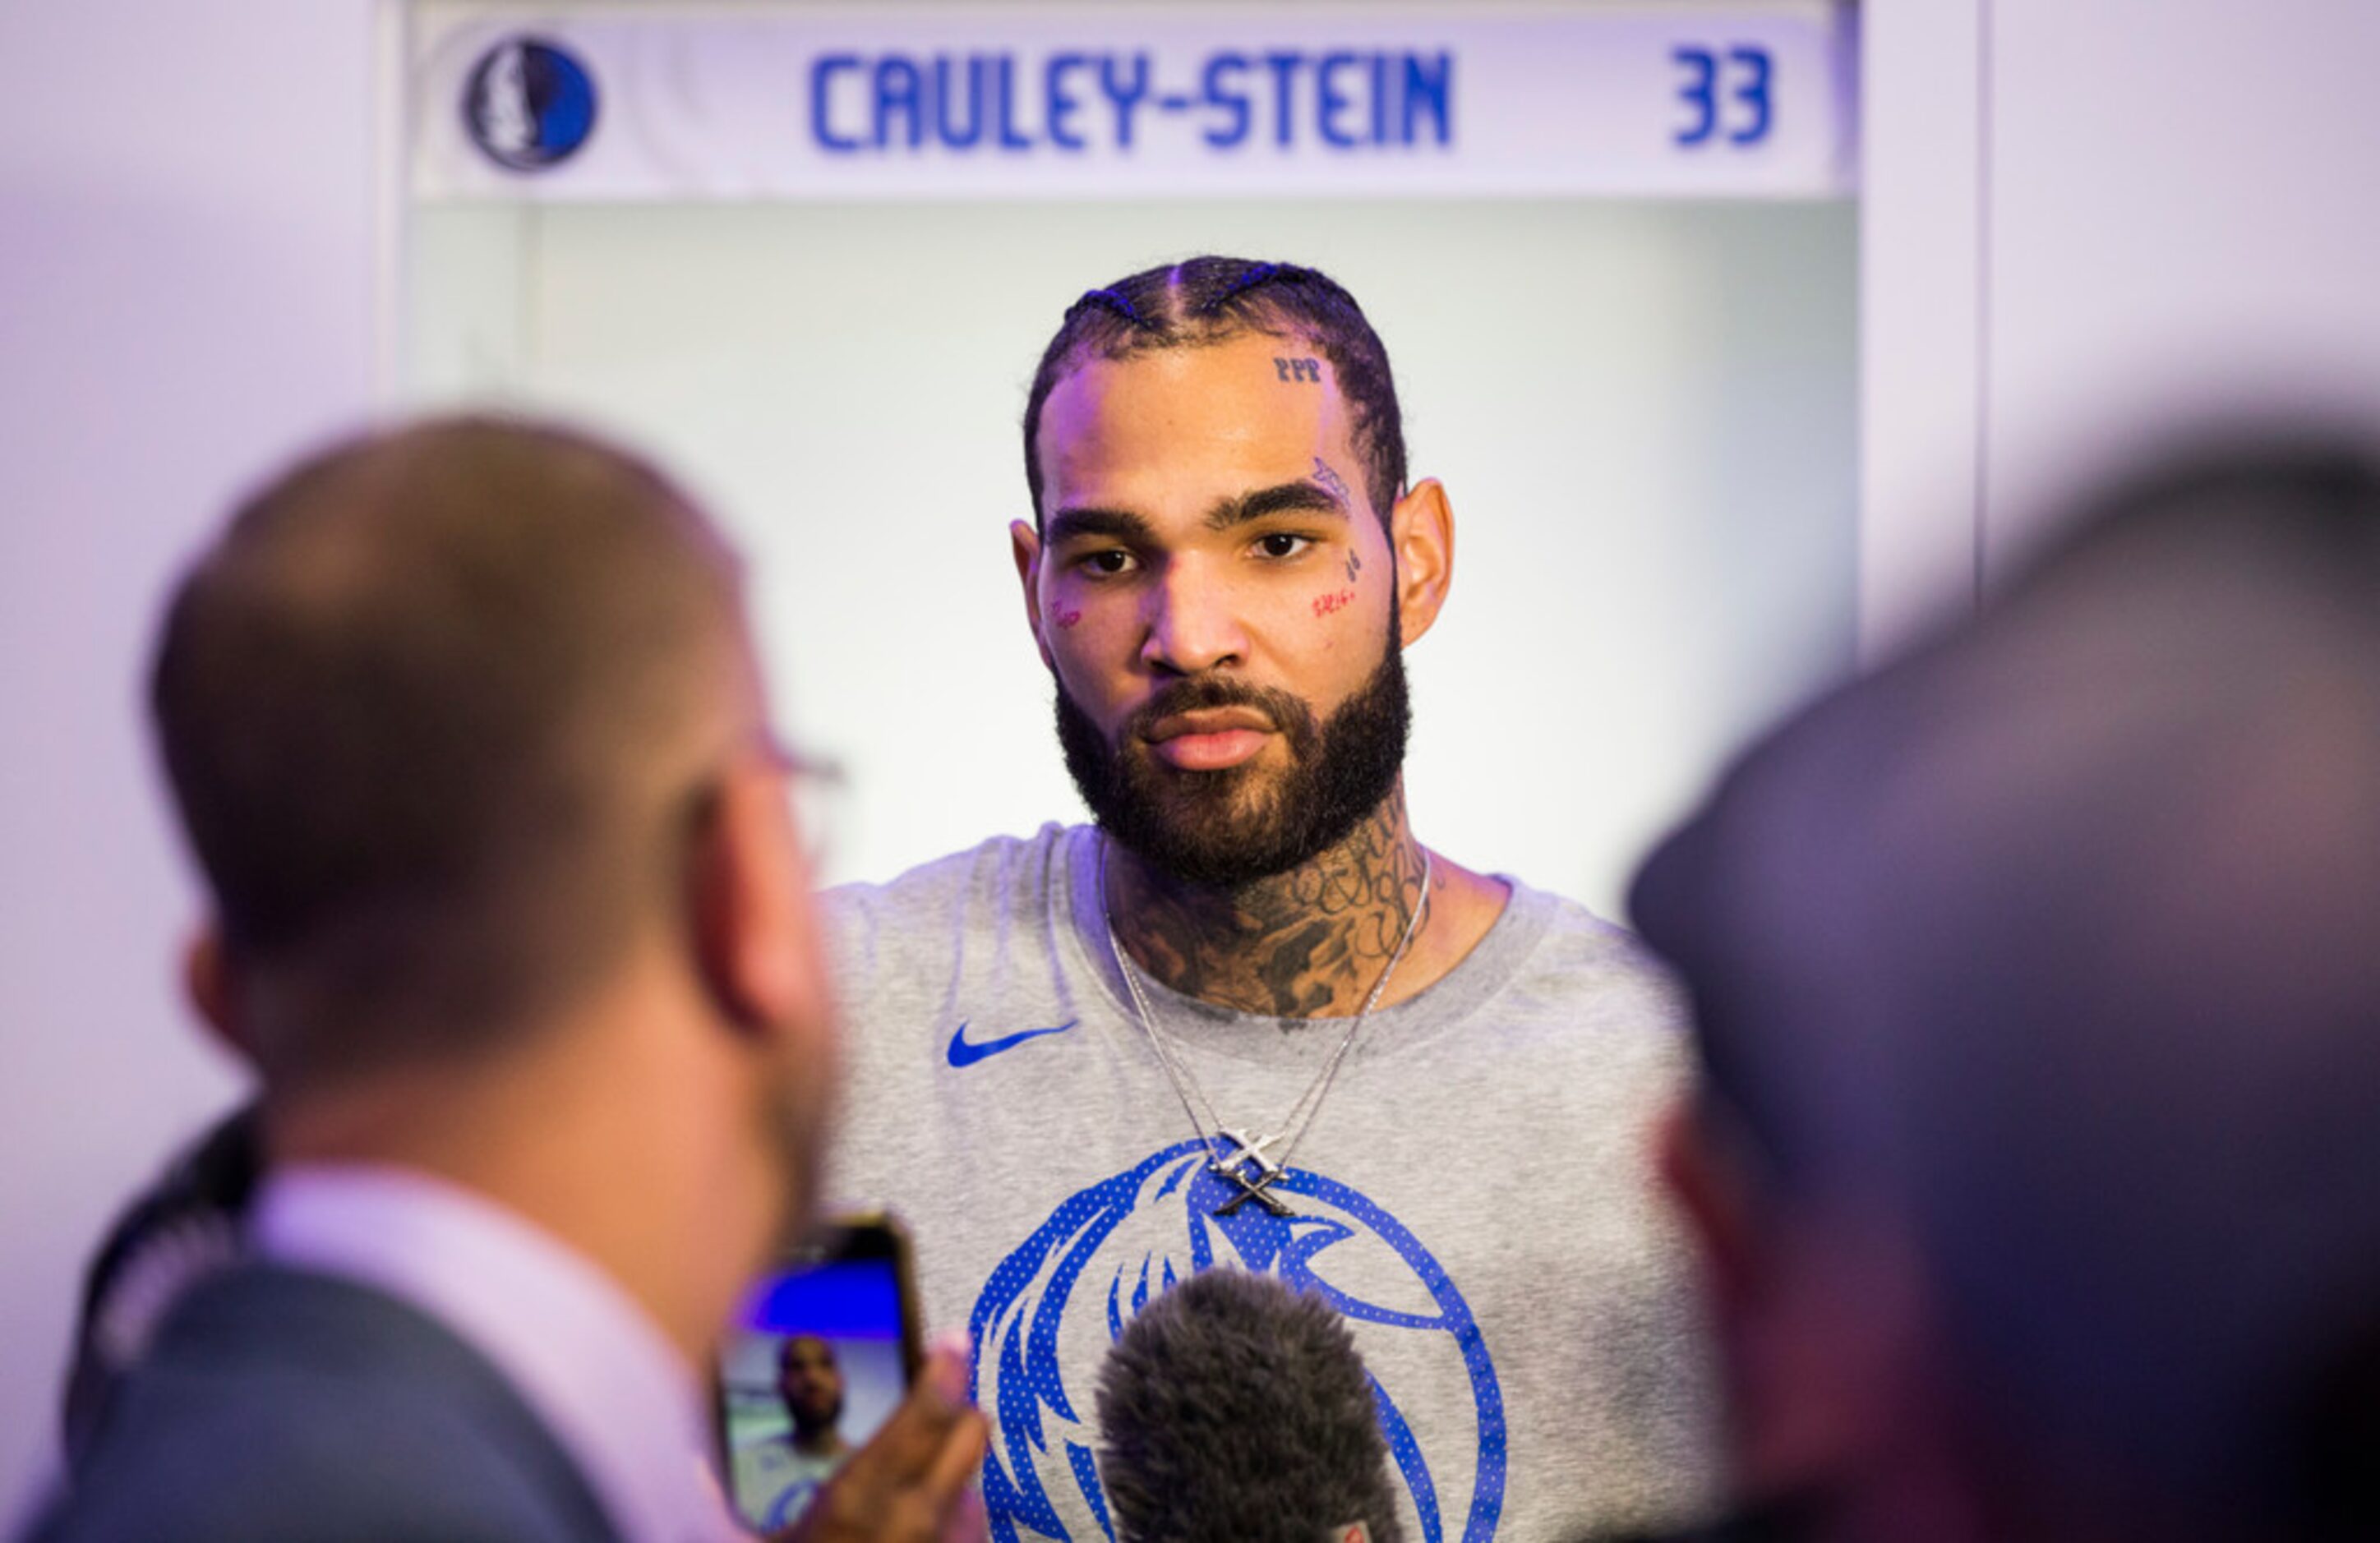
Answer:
[
  {"left": 152, "top": 417, "right": 754, "bottom": 1090},
  {"left": 1634, "top": 439, "right": 2380, "bottom": 1538}
]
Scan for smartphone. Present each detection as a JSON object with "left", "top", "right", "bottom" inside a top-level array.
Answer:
[{"left": 714, "top": 1214, "right": 923, "bottom": 1534}]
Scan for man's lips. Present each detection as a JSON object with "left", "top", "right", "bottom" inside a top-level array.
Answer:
[{"left": 1143, "top": 707, "right": 1275, "bottom": 771}]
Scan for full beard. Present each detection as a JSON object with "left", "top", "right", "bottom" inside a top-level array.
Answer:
[
  {"left": 791, "top": 1393, "right": 846, "bottom": 1443},
  {"left": 1054, "top": 639, "right": 1410, "bottom": 891}
]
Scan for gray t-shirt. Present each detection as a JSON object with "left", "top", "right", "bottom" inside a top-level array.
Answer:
[{"left": 822, "top": 824, "right": 1716, "bottom": 1542}]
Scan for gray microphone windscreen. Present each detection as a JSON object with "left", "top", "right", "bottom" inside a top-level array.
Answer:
[{"left": 1095, "top": 1267, "right": 1405, "bottom": 1543}]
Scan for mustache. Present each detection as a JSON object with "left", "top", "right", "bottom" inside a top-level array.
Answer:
[{"left": 1123, "top": 676, "right": 1318, "bottom": 751}]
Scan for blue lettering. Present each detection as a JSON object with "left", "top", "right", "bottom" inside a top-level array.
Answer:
[
  {"left": 874, "top": 55, "right": 924, "bottom": 150},
  {"left": 1100, "top": 52, "right": 1151, "bottom": 150},
  {"left": 1317, "top": 52, "right": 1363, "bottom": 148},
  {"left": 994, "top": 53, "right": 1033, "bottom": 150},
  {"left": 934, "top": 55, "right": 987, "bottom": 149},
  {"left": 1202, "top": 52, "right": 1251, "bottom": 148},
  {"left": 810, "top": 54, "right": 863, "bottom": 153},
  {"left": 817, "top": 44, "right": 1451, "bottom": 160},
  {"left": 1045, "top": 52, "right": 1090, "bottom": 150},
  {"left": 1261, "top": 51, "right": 1301, "bottom": 148},
  {"left": 1402, "top": 51, "right": 1451, "bottom": 146}
]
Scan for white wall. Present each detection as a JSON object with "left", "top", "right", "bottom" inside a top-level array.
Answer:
[
  {"left": 1857, "top": 0, "right": 1983, "bottom": 657},
  {"left": 1858, "top": 0, "right": 2380, "bottom": 643},
  {"left": 0, "top": 0, "right": 381, "bottom": 1511},
  {"left": 1981, "top": 0, "right": 2380, "bottom": 570}
]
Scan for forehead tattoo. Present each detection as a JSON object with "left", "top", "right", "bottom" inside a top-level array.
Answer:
[
  {"left": 1273, "top": 356, "right": 1324, "bottom": 384},
  {"left": 1310, "top": 457, "right": 1353, "bottom": 508}
]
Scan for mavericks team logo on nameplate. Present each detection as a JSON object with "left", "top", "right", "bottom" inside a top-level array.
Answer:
[{"left": 464, "top": 36, "right": 598, "bottom": 172}]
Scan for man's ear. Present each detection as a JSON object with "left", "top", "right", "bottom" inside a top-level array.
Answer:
[
  {"left": 1386, "top": 478, "right": 1453, "bottom": 648},
  {"left": 1011, "top": 519, "right": 1054, "bottom": 672},
  {"left": 1659, "top": 1095, "right": 1951, "bottom": 1513},
  {"left": 184, "top": 926, "right": 256, "bottom": 1066},
  {"left": 688, "top": 761, "right": 826, "bottom": 1039},
  {"left": 1656, "top": 1095, "right": 1764, "bottom": 1320},
  {"left": 1658, "top": 1094, "right": 1806, "bottom": 1490}
]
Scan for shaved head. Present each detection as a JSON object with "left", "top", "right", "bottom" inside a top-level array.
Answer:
[{"left": 153, "top": 417, "right": 754, "bottom": 1087}]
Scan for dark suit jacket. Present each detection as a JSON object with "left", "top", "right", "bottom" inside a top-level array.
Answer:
[{"left": 26, "top": 1263, "right": 625, "bottom": 1542}]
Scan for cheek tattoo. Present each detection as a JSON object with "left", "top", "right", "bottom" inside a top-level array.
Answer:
[
  {"left": 1050, "top": 602, "right": 1083, "bottom": 629},
  {"left": 1345, "top": 550, "right": 1362, "bottom": 584},
  {"left": 1273, "top": 357, "right": 1324, "bottom": 384},
  {"left": 1312, "top": 588, "right": 1357, "bottom": 618}
]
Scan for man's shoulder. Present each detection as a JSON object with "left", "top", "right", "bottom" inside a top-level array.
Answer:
[
  {"left": 820, "top": 822, "right": 1082, "bottom": 960},
  {"left": 825, "top": 822, "right": 1079, "bottom": 911},
  {"left": 1524, "top": 883, "right": 1672, "bottom": 973},
  {"left": 31, "top": 1264, "right": 618, "bottom": 1543},
  {"left": 1489, "top": 876, "right": 1690, "bottom": 1036}
]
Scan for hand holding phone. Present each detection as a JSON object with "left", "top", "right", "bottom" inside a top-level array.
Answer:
[
  {"left": 717, "top": 1215, "right": 985, "bottom": 1541},
  {"left": 775, "top": 1336, "right": 989, "bottom": 1543}
]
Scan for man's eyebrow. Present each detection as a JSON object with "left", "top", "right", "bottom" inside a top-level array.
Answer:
[
  {"left": 1203, "top": 481, "right": 1350, "bottom": 532},
  {"left": 1045, "top": 507, "right": 1152, "bottom": 544}
]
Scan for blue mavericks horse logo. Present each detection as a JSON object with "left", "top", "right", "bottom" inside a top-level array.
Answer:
[
  {"left": 463, "top": 36, "right": 598, "bottom": 171},
  {"left": 970, "top": 1141, "right": 1506, "bottom": 1543}
]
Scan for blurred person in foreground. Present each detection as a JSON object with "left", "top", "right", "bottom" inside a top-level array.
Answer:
[
  {"left": 25, "top": 418, "right": 985, "bottom": 1543},
  {"left": 1621, "top": 439, "right": 2380, "bottom": 1542}
]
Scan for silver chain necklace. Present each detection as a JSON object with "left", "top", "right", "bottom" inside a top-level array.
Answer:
[{"left": 1100, "top": 835, "right": 1433, "bottom": 1218}]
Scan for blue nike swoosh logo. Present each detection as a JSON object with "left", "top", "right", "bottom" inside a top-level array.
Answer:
[{"left": 946, "top": 1018, "right": 1078, "bottom": 1068}]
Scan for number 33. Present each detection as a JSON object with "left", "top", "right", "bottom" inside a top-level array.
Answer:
[{"left": 1674, "top": 45, "right": 1773, "bottom": 147}]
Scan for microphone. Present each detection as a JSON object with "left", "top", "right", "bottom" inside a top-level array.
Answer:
[{"left": 1094, "top": 1267, "right": 1406, "bottom": 1543}]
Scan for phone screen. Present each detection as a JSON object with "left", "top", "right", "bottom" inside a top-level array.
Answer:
[{"left": 717, "top": 1229, "right": 913, "bottom": 1533}]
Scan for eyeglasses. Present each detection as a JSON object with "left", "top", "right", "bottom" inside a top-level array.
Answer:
[
  {"left": 757, "top": 735, "right": 847, "bottom": 870},
  {"left": 675, "top": 730, "right": 848, "bottom": 873}
]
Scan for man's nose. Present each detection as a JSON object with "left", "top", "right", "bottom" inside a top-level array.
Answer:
[{"left": 1140, "top": 558, "right": 1248, "bottom": 675}]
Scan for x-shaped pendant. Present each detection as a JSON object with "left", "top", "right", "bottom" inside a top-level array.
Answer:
[{"left": 1208, "top": 1127, "right": 1292, "bottom": 1217}]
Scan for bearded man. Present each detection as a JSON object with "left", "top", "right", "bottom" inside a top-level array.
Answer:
[
  {"left": 736, "top": 1335, "right": 857, "bottom": 1531},
  {"left": 822, "top": 257, "right": 1715, "bottom": 1542}
]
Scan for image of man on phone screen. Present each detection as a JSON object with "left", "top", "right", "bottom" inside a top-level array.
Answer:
[{"left": 734, "top": 1336, "right": 854, "bottom": 1530}]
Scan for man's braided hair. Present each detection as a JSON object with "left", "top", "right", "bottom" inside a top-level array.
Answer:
[{"left": 1022, "top": 256, "right": 1408, "bottom": 529}]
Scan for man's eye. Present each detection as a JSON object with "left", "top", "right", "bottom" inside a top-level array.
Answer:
[
  {"left": 1080, "top": 549, "right": 1136, "bottom": 576},
  {"left": 1256, "top": 532, "right": 1312, "bottom": 559}
]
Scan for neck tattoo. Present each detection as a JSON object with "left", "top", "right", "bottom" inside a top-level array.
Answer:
[{"left": 1100, "top": 834, "right": 1433, "bottom": 1218}]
